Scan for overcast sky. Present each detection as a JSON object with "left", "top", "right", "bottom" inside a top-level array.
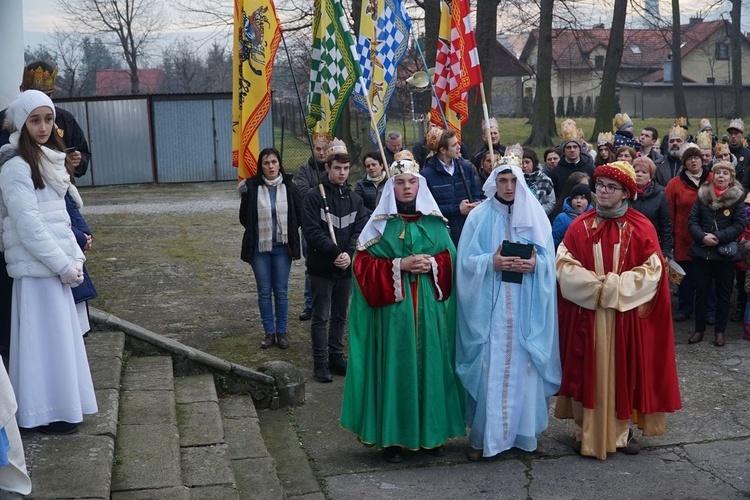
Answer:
[{"left": 21, "top": 0, "right": 750, "bottom": 52}]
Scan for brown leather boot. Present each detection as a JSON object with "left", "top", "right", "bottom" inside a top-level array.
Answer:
[
  {"left": 714, "top": 332, "right": 726, "bottom": 347},
  {"left": 688, "top": 331, "right": 704, "bottom": 344}
]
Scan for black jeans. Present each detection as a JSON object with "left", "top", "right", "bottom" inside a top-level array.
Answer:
[
  {"left": 694, "top": 259, "right": 735, "bottom": 334},
  {"left": 309, "top": 275, "right": 352, "bottom": 363}
]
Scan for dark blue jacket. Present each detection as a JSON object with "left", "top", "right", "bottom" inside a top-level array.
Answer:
[
  {"left": 66, "top": 193, "right": 97, "bottom": 303},
  {"left": 421, "top": 155, "right": 481, "bottom": 246}
]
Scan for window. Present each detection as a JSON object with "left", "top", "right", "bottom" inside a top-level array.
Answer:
[
  {"left": 630, "top": 45, "right": 641, "bottom": 54},
  {"left": 716, "top": 43, "right": 729, "bottom": 60},
  {"left": 594, "top": 55, "right": 604, "bottom": 69}
]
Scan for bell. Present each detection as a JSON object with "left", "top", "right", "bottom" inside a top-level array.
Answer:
[{"left": 406, "top": 71, "right": 430, "bottom": 88}]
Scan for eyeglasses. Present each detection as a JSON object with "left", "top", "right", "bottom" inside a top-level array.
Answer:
[{"left": 595, "top": 182, "right": 624, "bottom": 194}]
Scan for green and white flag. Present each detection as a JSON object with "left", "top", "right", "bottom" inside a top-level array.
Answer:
[{"left": 306, "top": 0, "right": 360, "bottom": 138}]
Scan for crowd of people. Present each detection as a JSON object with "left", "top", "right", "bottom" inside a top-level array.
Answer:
[{"left": 239, "top": 112, "right": 750, "bottom": 465}]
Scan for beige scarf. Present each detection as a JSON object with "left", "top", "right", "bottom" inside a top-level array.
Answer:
[{"left": 257, "top": 175, "right": 288, "bottom": 252}]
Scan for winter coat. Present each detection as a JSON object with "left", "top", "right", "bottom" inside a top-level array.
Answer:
[
  {"left": 665, "top": 167, "right": 710, "bottom": 262},
  {"left": 294, "top": 157, "right": 327, "bottom": 198},
  {"left": 354, "top": 177, "right": 386, "bottom": 213},
  {"left": 301, "top": 178, "right": 368, "bottom": 279},
  {"left": 524, "top": 166, "right": 556, "bottom": 216},
  {"left": 0, "top": 146, "right": 84, "bottom": 279},
  {"left": 654, "top": 155, "right": 682, "bottom": 187},
  {"left": 547, "top": 154, "right": 594, "bottom": 198},
  {"left": 421, "top": 155, "right": 482, "bottom": 246},
  {"left": 552, "top": 199, "right": 592, "bottom": 248},
  {"left": 687, "top": 180, "right": 745, "bottom": 262},
  {"left": 630, "top": 181, "right": 674, "bottom": 259},
  {"left": 614, "top": 130, "right": 640, "bottom": 151},
  {"left": 66, "top": 193, "right": 97, "bottom": 303},
  {"left": 239, "top": 173, "right": 303, "bottom": 263},
  {"left": 739, "top": 226, "right": 750, "bottom": 292}
]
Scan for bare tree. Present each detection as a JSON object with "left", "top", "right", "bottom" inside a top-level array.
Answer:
[
  {"left": 590, "top": 0, "right": 628, "bottom": 138},
  {"left": 526, "top": 0, "right": 556, "bottom": 146},
  {"left": 47, "top": 30, "right": 86, "bottom": 97},
  {"left": 670, "top": 0, "right": 688, "bottom": 123},
  {"left": 57, "top": 0, "right": 166, "bottom": 94}
]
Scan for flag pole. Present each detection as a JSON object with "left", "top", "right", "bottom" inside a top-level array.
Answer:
[
  {"left": 479, "top": 83, "right": 495, "bottom": 166},
  {"left": 356, "top": 74, "right": 392, "bottom": 179},
  {"left": 281, "top": 32, "right": 337, "bottom": 245},
  {"left": 411, "top": 30, "right": 450, "bottom": 131}
]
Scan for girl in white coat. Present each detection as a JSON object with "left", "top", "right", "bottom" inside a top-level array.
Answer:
[{"left": 0, "top": 90, "right": 97, "bottom": 434}]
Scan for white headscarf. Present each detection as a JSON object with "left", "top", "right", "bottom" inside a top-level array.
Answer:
[
  {"left": 356, "top": 172, "right": 444, "bottom": 250},
  {"left": 482, "top": 164, "right": 551, "bottom": 248}
]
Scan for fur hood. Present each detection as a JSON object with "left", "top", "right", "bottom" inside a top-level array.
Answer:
[{"left": 697, "top": 180, "right": 744, "bottom": 211}]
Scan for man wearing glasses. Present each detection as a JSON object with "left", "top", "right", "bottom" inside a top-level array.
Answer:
[{"left": 555, "top": 161, "right": 682, "bottom": 460}]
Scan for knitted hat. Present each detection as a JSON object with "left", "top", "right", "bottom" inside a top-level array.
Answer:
[
  {"left": 6, "top": 90, "right": 56, "bottom": 132},
  {"left": 593, "top": 161, "right": 637, "bottom": 199},
  {"left": 698, "top": 118, "right": 712, "bottom": 132},
  {"left": 681, "top": 144, "right": 702, "bottom": 164},
  {"left": 569, "top": 183, "right": 592, "bottom": 204},
  {"left": 612, "top": 113, "right": 633, "bottom": 132},
  {"left": 728, "top": 118, "right": 745, "bottom": 134},
  {"left": 712, "top": 160, "right": 735, "bottom": 180}
]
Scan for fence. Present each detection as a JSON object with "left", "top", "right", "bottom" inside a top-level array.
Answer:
[{"left": 55, "top": 93, "right": 275, "bottom": 186}]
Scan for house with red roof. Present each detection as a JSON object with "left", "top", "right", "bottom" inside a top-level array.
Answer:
[
  {"left": 519, "top": 18, "right": 750, "bottom": 116},
  {"left": 96, "top": 69, "right": 165, "bottom": 95}
]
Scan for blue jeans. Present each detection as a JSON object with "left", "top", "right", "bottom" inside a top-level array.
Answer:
[{"left": 250, "top": 245, "right": 292, "bottom": 335}]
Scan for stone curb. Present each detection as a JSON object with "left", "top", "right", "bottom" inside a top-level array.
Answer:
[{"left": 88, "top": 308, "right": 277, "bottom": 396}]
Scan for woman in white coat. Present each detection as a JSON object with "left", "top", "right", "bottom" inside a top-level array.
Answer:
[{"left": 0, "top": 90, "right": 97, "bottom": 434}]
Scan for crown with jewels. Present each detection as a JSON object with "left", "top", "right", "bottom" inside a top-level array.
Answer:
[
  {"left": 325, "top": 138, "right": 347, "bottom": 157},
  {"left": 22, "top": 63, "right": 58, "bottom": 93},
  {"left": 494, "top": 151, "right": 522, "bottom": 171},
  {"left": 389, "top": 150, "right": 420, "bottom": 176},
  {"left": 695, "top": 131, "right": 713, "bottom": 150}
]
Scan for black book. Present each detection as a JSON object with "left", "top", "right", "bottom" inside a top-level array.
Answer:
[{"left": 500, "top": 240, "right": 534, "bottom": 284}]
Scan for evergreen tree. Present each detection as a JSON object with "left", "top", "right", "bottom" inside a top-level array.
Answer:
[
  {"left": 566, "top": 96, "right": 575, "bottom": 117},
  {"left": 556, "top": 96, "right": 565, "bottom": 118}
]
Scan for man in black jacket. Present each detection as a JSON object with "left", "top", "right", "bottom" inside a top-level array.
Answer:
[
  {"left": 301, "top": 139, "right": 368, "bottom": 383},
  {"left": 0, "top": 60, "right": 91, "bottom": 178},
  {"left": 548, "top": 138, "right": 594, "bottom": 198}
]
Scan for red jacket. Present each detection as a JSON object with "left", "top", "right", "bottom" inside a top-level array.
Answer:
[{"left": 665, "top": 169, "right": 711, "bottom": 262}]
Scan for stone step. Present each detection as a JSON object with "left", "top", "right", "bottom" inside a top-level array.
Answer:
[
  {"left": 174, "top": 374, "right": 237, "bottom": 499},
  {"left": 111, "top": 355, "right": 184, "bottom": 498},
  {"left": 21, "top": 329, "right": 124, "bottom": 500}
]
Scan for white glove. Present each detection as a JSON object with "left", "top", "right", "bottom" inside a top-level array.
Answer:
[{"left": 60, "top": 262, "right": 84, "bottom": 287}]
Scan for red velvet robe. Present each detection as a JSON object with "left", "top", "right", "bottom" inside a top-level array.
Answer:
[{"left": 557, "top": 208, "right": 682, "bottom": 420}]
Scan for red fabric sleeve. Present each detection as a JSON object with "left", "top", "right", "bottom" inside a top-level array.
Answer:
[
  {"left": 353, "top": 251, "right": 401, "bottom": 307},
  {"left": 429, "top": 250, "right": 453, "bottom": 301}
]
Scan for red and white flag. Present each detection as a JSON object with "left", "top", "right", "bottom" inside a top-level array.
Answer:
[{"left": 431, "top": 0, "right": 482, "bottom": 141}]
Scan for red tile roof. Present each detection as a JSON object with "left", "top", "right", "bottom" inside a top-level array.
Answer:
[{"left": 96, "top": 69, "right": 165, "bottom": 95}]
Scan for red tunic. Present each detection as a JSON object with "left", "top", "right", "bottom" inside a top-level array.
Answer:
[{"left": 558, "top": 208, "right": 682, "bottom": 419}]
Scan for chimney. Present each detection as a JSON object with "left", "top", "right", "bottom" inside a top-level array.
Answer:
[
  {"left": 663, "top": 54, "right": 672, "bottom": 82},
  {"left": 688, "top": 16, "right": 703, "bottom": 27}
]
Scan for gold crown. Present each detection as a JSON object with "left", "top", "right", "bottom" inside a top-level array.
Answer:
[
  {"left": 612, "top": 113, "right": 632, "bottom": 132},
  {"left": 560, "top": 119, "right": 578, "bottom": 143},
  {"left": 714, "top": 142, "right": 730, "bottom": 156},
  {"left": 22, "top": 64, "right": 58, "bottom": 93},
  {"left": 325, "top": 138, "right": 347, "bottom": 156},
  {"left": 482, "top": 117, "right": 498, "bottom": 130},
  {"left": 674, "top": 116, "right": 688, "bottom": 128},
  {"left": 311, "top": 120, "right": 331, "bottom": 145},
  {"left": 597, "top": 131, "right": 614, "bottom": 146},
  {"left": 695, "top": 131, "right": 713, "bottom": 150},
  {"left": 494, "top": 152, "right": 522, "bottom": 171},
  {"left": 389, "top": 153, "right": 420, "bottom": 176},
  {"left": 669, "top": 125, "right": 688, "bottom": 140}
]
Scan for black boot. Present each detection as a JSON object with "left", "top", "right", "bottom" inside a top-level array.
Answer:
[
  {"left": 314, "top": 362, "right": 333, "bottom": 383},
  {"left": 261, "top": 334, "right": 275, "bottom": 349},
  {"left": 329, "top": 355, "right": 348, "bottom": 376}
]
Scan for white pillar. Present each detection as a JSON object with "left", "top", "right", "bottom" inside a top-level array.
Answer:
[{"left": 0, "top": 0, "right": 24, "bottom": 109}]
